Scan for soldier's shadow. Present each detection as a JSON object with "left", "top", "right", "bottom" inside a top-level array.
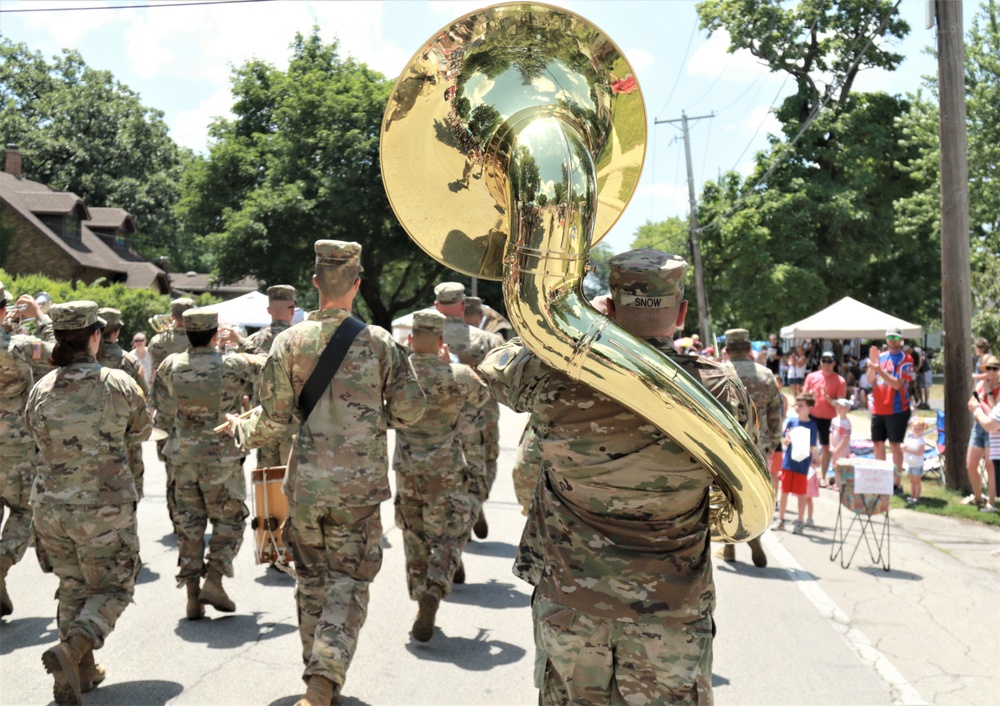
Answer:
[
  {"left": 445, "top": 579, "right": 530, "bottom": 610},
  {"left": 269, "top": 695, "right": 371, "bottom": 706},
  {"left": 135, "top": 564, "right": 160, "bottom": 585},
  {"left": 406, "top": 627, "right": 527, "bottom": 671},
  {"left": 0, "top": 616, "right": 58, "bottom": 654},
  {"left": 461, "top": 540, "right": 516, "bottom": 559},
  {"left": 712, "top": 674, "right": 731, "bottom": 687},
  {"left": 254, "top": 566, "right": 296, "bottom": 587},
  {"left": 156, "top": 533, "right": 178, "bottom": 549},
  {"left": 78, "top": 679, "right": 183, "bottom": 705},
  {"left": 174, "top": 612, "right": 295, "bottom": 649}
]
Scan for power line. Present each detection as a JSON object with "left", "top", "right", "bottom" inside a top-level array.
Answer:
[
  {"left": 727, "top": 74, "right": 789, "bottom": 174},
  {"left": 655, "top": 18, "right": 698, "bottom": 119},
  {"left": 1, "top": 0, "right": 270, "bottom": 13}
]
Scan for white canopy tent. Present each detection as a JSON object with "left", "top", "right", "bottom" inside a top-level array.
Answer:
[
  {"left": 780, "top": 297, "right": 923, "bottom": 341},
  {"left": 199, "top": 291, "right": 306, "bottom": 329}
]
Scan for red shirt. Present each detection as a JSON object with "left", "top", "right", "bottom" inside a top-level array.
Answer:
[
  {"left": 804, "top": 370, "right": 846, "bottom": 420},
  {"left": 872, "top": 350, "right": 914, "bottom": 415}
]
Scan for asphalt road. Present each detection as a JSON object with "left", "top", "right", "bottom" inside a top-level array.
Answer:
[{"left": 1, "top": 406, "right": 997, "bottom": 705}]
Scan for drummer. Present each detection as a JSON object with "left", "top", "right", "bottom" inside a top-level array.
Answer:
[{"left": 152, "top": 308, "right": 264, "bottom": 620}]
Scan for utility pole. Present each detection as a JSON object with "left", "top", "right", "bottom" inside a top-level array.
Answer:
[
  {"left": 655, "top": 111, "right": 715, "bottom": 345},
  {"left": 935, "top": 0, "right": 973, "bottom": 489}
]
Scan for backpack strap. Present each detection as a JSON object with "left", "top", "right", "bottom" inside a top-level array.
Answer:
[{"left": 298, "top": 316, "right": 366, "bottom": 424}]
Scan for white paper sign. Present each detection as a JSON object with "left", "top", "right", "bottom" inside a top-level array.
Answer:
[{"left": 853, "top": 460, "right": 895, "bottom": 495}]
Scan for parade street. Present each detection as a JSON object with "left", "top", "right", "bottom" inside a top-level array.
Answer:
[{"left": 1, "top": 406, "right": 998, "bottom": 706}]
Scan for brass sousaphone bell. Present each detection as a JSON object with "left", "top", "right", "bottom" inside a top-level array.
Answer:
[{"left": 381, "top": 3, "right": 773, "bottom": 541}]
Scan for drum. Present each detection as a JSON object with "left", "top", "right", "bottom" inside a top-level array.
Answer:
[{"left": 250, "top": 466, "right": 289, "bottom": 565}]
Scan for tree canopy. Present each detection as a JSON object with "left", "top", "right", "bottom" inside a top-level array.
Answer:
[
  {"left": 0, "top": 39, "right": 192, "bottom": 267},
  {"left": 177, "top": 30, "right": 448, "bottom": 326}
]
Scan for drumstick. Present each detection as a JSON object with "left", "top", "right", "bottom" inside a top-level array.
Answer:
[{"left": 213, "top": 408, "right": 255, "bottom": 434}]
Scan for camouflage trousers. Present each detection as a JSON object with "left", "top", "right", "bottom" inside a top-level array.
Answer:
[
  {"left": 482, "top": 398, "right": 501, "bottom": 497},
  {"left": 173, "top": 462, "right": 247, "bottom": 587},
  {"left": 286, "top": 502, "right": 383, "bottom": 689},
  {"left": 532, "top": 594, "right": 714, "bottom": 706},
  {"left": 33, "top": 502, "right": 139, "bottom": 649},
  {"left": 256, "top": 436, "right": 292, "bottom": 470},
  {"left": 164, "top": 457, "right": 178, "bottom": 529},
  {"left": 0, "top": 441, "right": 36, "bottom": 565},
  {"left": 394, "top": 472, "right": 473, "bottom": 600}
]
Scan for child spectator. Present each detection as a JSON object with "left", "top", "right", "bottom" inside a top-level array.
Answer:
[
  {"left": 829, "top": 398, "right": 853, "bottom": 487},
  {"left": 770, "top": 388, "right": 791, "bottom": 501},
  {"left": 903, "top": 417, "right": 928, "bottom": 503},
  {"left": 774, "top": 393, "right": 818, "bottom": 535}
]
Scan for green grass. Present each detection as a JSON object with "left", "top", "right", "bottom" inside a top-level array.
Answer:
[{"left": 889, "top": 483, "right": 1000, "bottom": 526}]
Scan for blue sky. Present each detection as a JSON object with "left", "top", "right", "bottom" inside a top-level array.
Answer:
[{"left": 2, "top": 0, "right": 975, "bottom": 254}]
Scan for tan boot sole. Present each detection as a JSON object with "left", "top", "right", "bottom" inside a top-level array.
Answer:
[{"left": 42, "top": 644, "right": 82, "bottom": 706}]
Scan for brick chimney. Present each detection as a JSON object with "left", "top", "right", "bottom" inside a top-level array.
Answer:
[{"left": 4, "top": 144, "right": 22, "bottom": 178}]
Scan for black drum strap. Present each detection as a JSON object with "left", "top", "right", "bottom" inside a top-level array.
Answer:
[{"left": 298, "top": 316, "right": 366, "bottom": 424}]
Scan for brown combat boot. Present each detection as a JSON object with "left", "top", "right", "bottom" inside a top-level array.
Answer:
[
  {"left": 186, "top": 581, "right": 204, "bottom": 620},
  {"left": 412, "top": 586, "right": 441, "bottom": 642},
  {"left": 199, "top": 568, "right": 235, "bottom": 613},
  {"left": 42, "top": 632, "right": 91, "bottom": 705},
  {"left": 0, "top": 555, "right": 13, "bottom": 618},
  {"left": 293, "top": 674, "right": 339, "bottom": 706},
  {"left": 716, "top": 544, "right": 736, "bottom": 562},
  {"left": 473, "top": 510, "right": 488, "bottom": 539},
  {"left": 748, "top": 537, "right": 768, "bottom": 568},
  {"left": 79, "top": 648, "right": 106, "bottom": 693},
  {"left": 452, "top": 559, "right": 465, "bottom": 585}
]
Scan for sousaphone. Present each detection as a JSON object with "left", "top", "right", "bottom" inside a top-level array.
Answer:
[{"left": 381, "top": 2, "right": 773, "bottom": 541}]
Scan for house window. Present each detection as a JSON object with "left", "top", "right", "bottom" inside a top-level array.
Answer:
[{"left": 64, "top": 214, "right": 80, "bottom": 241}]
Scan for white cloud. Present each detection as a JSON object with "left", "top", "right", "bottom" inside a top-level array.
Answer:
[
  {"left": 740, "top": 104, "right": 782, "bottom": 139},
  {"left": 10, "top": 0, "right": 117, "bottom": 48},
  {"left": 170, "top": 84, "right": 234, "bottom": 152},
  {"left": 625, "top": 48, "right": 654, "bottom": 74},
  {"left": 688, "top": 30, "right": 770, "bottom": 83}
]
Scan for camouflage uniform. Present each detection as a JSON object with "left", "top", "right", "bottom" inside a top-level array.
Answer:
[
  {"left": 98, "top": 308, "right": 150, "bottom": 499},
  {"left": 464, "top": 296, "right": 506, "bottom": 501},
  {"left": 0, "top": 282, "right": 53, "bottom": 614},
  {"left": 511, "top": 417, "right": 542, "bottom": 514},
  {"left": 436, "top": 283, "right": 497, "bottom": 540},
  {"left": 148, "top": 297, "right": 194, "bottom": 524},
  {"left": 393, "top": 312, "right": 490, "bottom": 604},
  {"left": 235, "top": 241, "right": 426, "bottom": 692},
  {"left": 25, "top": 301, "right": 151, "bottom": 651},
  {"left": 478, "top": 250, "right": 754, "bottom": 706},
  {"left": 153, "top": 309, "right": 262, "bottom": 588},
  {"left": 725, "top": 329, "right": 782, "bottom": 459},
  {"left": 239, "top": 285, "right": 297, "bottom": 468}
]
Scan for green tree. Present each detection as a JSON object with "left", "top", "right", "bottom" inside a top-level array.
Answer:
[
  {"left": 0, "top": 40, "right": 195, "bottom": 268},
  {"left": 694, "top": 1, "right": 935, "bottom": 331},
  {"left": 178, "top": 31, "right": 448, "bottom": 326},
  {"left": 895, "top": 1, "right": 1000, "bottom": 340},
  {"left": 631, "top": 216, "right": 690, "bottom": 254}
]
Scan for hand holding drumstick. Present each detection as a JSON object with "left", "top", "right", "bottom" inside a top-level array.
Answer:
[{"left": 214, "top": 408, "right": 256, "bottom": 436}]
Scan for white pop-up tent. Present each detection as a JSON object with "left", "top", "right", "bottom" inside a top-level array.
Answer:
[
  {"left": 780, "top": 296, "right": 923, "bottom": 340},
  {"left": 200, "top": 291, "right": 306, "bottom": 328}
]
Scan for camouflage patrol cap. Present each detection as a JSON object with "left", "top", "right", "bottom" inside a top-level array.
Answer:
[
  {"left": 465, "top": 296, "right": 484, "bottom": 314},
  {"left": 50, "top": 300, "right": 107, "bottom": 331},
  {"left": 435, "top": 282, "right": 466, "bottom": 304},
  {"left": 0, "top": 281, "right": 10, "bottom": 306},
  {"left": 170, "top": 297, "right": 196, "bottom": 318},
  {"left": 182, "top": 308, "right": 218, "bottom": 333},
  {"left": 608, "top": 248, "right": 687, "bottom": 309},
  {"left": 98, "top": 307, "right": 122, "bottom": 330},
  {"left": 315, "top": 240, "right": 364, "bottom": 272},
  {"left": 726, "top": 328, "right": 750, "bottom": 350},
  {"left": 267, "top": 285, "right": 296, "bottom": 302},
  {"left": 412, "top": 311, "right": 445, "bottom": 334}
]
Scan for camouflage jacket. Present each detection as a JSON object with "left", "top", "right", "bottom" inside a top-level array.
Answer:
[
  {"left": 239, "top": 320, "right": 291, "bottom": 355},
  {"left": 479, "top": 336, "right": 755, "bottom": 624},
  {"left": 728, "top": 357, "right": 782, "bottom": 455},
  {"left": 100, "top": 341, "right": 150, "bottom": 397},
  {"left": 0, "top": 330, "right": 53, "bottom": 447},
  {"left": 26, "top": 355, "right": 151, "bottom": 505},
  {"left": 394, "top": 353, "right": 490, "bottom": 482},
  {"left": 149, "top": 326, "right": 190, "bottom": 374},
  {"left": 153, "top": 346, "right": 263, "bottom": 464},
  {"left": 443, "top": 316, "right": 496, "bottom": 367},
  {"left": 238, "top": 308, "right": 426, "bottom": 507}
]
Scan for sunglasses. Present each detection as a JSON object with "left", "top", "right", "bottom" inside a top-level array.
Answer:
[
  {"left": 987, "top": 366, "right": 1000, "bottom": 372},
  {"left": 821, "top": 358, "right": 835, "bottom": 363},
  {"left": 886, "top": 335, "right": 902, "bottom": 341}
]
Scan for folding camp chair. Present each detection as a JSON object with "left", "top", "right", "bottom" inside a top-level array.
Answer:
[
  {"left": 919, "top": 411, "right": 945, "bottom": 482},
  {"left": 830, "top": 459, "right": 892, "bottom": 571}
]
